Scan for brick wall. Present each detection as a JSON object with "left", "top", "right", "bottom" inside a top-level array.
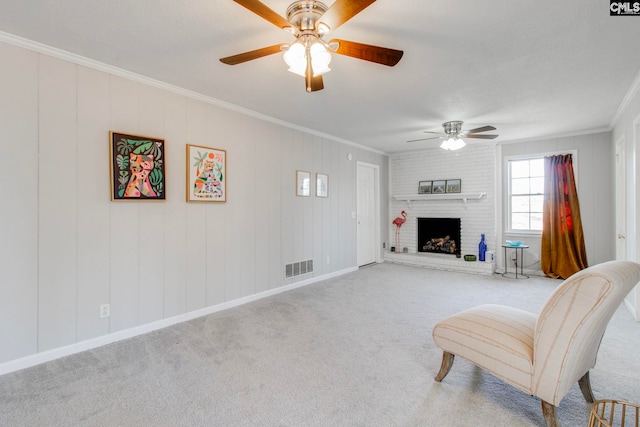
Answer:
[{"left": 389, "top": 144, "right": 497, "bottom": 258}]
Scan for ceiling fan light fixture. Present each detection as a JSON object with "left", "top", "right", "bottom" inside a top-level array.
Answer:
[
  {"left": 440, "top": 137, "right": 466, "bottom": 151},
  {"left": 310, "top": 41, "right": 331, "bottom": 75},
  {"left": 221, "top": 0, "right": 403, "bottom": 92},
  {"left": 283, "top": 41, "right": 307, "bottom": 76},
  {"left": 284, "top": 37, "right": 331, "bottom": 77}
]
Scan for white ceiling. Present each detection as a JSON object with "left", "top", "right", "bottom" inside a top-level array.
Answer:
[{"left": 1, "top": 0, "right": 639, "bottom": 153}]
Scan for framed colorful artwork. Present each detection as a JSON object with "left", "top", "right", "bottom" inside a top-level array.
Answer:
[
  {"left": 316, "top": 173, "right": 328, "bottom": 197},
  {"left": 110, "top": 131, "right": 166, "bottom": 201},
  {"left": 186, "top": 144, "right": 226, "bottom": 202},
  {"left": 296, "top": 170, "right": 310, "bottom": 196}
]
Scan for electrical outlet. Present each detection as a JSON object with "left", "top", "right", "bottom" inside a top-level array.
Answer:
[
  {"left": 100, "top": 304, "right": 110, "bottom": 318},
  {"left": 326, "top": 256, "right": 330, "bottom": 265}
]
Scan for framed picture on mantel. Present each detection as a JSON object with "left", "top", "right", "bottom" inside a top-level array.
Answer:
[
  {"left": 432, "top": 180, "right": 446, "bottom": 194},
  {"left": 446, "top": 179, "right": 461, "bottom": 193},
  {"left": 418, "top": 180, "right": 432, "bottom": 194}
]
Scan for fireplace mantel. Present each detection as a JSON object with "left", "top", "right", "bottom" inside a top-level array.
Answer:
[{"left": 393, "top": 192, "right": 486, "bottom": 207}]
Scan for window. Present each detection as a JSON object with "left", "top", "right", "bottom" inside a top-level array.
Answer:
[{"left": 507, "top": 157, "right": 544, "bottom": 232}]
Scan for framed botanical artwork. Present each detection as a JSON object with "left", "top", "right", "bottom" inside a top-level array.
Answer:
[
  {"left": 316, "top": 173, "right": 328, "bottom": 197},
  {"left": 186, "top": 144, "right": 226, "bottom": 202},
  {"left": 296, "top": 170, "right": 310, "bottom": 196},
  {"left": 110, "top": 131, "right": 166, "bottom": 201},
  {"left": 432, "top": 180, "right": 446, "bottom": 194},
  {"left": 446, "top": 179, "right": 461, "bottom": 193},
  {"left": 418, "top": 180, "right": 432, "bottom": 194}
]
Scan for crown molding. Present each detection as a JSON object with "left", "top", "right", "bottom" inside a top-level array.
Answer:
[
  {"left": 611, "top": 68, "right": 640, "bottom": 126},
  {"left": 0, "top": 31, "right": 386, "bottom": 156},
  {"left": 498, "top": 127, "right": 611, "bottom": 145}
]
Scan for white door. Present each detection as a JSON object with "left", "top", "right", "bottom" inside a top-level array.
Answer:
[
  {"left": 357, "top": 162, "right": 378, "bottom": 266},
  {"left": 615, "top": 137, "right": 627, "bottom": 260}
]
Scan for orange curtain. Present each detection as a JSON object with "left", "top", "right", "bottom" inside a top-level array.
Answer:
[{"left": 541, "top": 154, "right": 588, "bottom": 279}]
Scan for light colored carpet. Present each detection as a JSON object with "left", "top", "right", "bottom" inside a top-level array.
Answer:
[{"left": 1, "top": 263, "right": 639, "bottom": 426}]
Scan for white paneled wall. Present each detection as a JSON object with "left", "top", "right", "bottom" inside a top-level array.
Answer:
[
  {"left": 0, "top": 40, "right": 389, "bottom": 366},
  {"left": 38, "top": 55, "right": 79, "bottom": 351},
  {"left": 0, "top": 43, "right": 39, "bottom": 362},
  {"left": 390, "top": 145, "right": 498, "bottom": 257}
]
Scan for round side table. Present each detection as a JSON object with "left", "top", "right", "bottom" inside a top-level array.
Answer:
[{"left": 501, "top": 244, "right": 529, "bottom": 279}]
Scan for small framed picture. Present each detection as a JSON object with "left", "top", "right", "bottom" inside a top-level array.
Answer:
[
  {"left": 432, "top": 180, "right": 446, "bottom": 194},
  {"left": 296, "top": 170, "right": 310, "bottom": 196},
  {"left": 446, "top": 179, "right": 461, "bottom": 193},
  {"left": 316, "top": 173, "right": 328, "bottom": 197},
  {"left": 418, "top": 181, "right": 432, "bottom": 194}
]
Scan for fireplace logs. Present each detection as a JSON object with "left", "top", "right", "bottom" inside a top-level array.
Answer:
[{"left": 423, "top": 235, "right": 456, "bottom": 254}]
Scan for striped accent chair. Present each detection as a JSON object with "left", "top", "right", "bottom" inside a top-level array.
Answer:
[{"left": 432, "top": 260, "right": 640, "bottom": 427}]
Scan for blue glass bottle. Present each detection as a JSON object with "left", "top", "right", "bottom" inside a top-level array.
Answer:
[{"left": 478, "top": 234, "right": 487, "bottom": 262}]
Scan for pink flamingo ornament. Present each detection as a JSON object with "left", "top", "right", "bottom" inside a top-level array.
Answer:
[{"left": 392, "top": 210, "right": 407, "bottom": 250}]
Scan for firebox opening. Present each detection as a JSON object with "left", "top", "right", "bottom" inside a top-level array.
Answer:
[{"left": 418, "top": 217, "right": 461, "bottom": 256}]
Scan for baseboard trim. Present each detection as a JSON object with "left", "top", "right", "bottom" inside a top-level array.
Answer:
[{"left": 0, "top": 267, "right": 357, "bottom": 376}]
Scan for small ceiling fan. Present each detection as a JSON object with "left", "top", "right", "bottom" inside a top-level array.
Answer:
[
  {"left": 407, "top": 121, "right": 498, "bottom": 150},
  {"left": 220, "top": 0, "right": 403, "bottom": 92}
]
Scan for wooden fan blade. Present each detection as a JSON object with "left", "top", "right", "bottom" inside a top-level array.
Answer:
[
  {"left": 464, "top": 125, "right": 496, "bottom": 134},
  {"left": 464, "top": 134, "right": 498, "bottom": 139},
  {"left": 407, "top": 136, "right": 444, "bottom": 143},
  {"left": 220, "top": 44, "right": 287, "bottom": 65},
  {"left": 330, "top": 39, "right": 403, "bottom": 66},
  {"left": 319, "top": 0, "right": 376, "bottom": 32},
  {"left": 232, "top": 0, "right": 292, "bottom": 30}
]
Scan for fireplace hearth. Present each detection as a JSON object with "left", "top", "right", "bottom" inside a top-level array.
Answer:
[{"left": 418, "top": 217, "right": 461, "bottom": 256}]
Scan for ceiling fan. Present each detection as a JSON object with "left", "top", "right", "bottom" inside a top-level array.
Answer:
[
  {"left": 220, "top": 0, "right": 404, "bottom": 92},
  {"left": 407, "top": 121, "right": 498, "bottom": 150}
]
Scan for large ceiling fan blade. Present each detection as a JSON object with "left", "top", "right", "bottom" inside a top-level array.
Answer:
[
  {"left": 318, "top": 0, "right": 376, "bottom": 32},
  {"left": 464, "top": 125, "right": 497, "bottom": 134},
  {"left": 220, "top": 44, "right": 287, "bottom": 65},
  {"left": 464, "top": 134, "right": 499, "bottom": 140},
  {"left": 407, "top": 136, "right": 444, "bottom": 143},
  {"left": 232, "top": 0, "right": 292, "bottom": 30},
  {"left": 329, "top": 39, "right": 403, "bottom": 66}
]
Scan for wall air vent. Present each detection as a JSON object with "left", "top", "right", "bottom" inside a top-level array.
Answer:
[{"left": 285, "top": 259, "right": 314, "bottom": 278}]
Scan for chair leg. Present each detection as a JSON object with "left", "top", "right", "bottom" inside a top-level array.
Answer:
[
  {"left": 578, "top": 371, "right": 595, "bottom": 403},
  {"left": 541, "top": 400, "right": 560, "bottom": 427},
  {"left": 434, "top": 351, "right": 455, "bottom": 382}
]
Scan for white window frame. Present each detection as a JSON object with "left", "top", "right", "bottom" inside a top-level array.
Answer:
[{"left": 504, "top": 150, "right": 578, "bottom": 235}]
